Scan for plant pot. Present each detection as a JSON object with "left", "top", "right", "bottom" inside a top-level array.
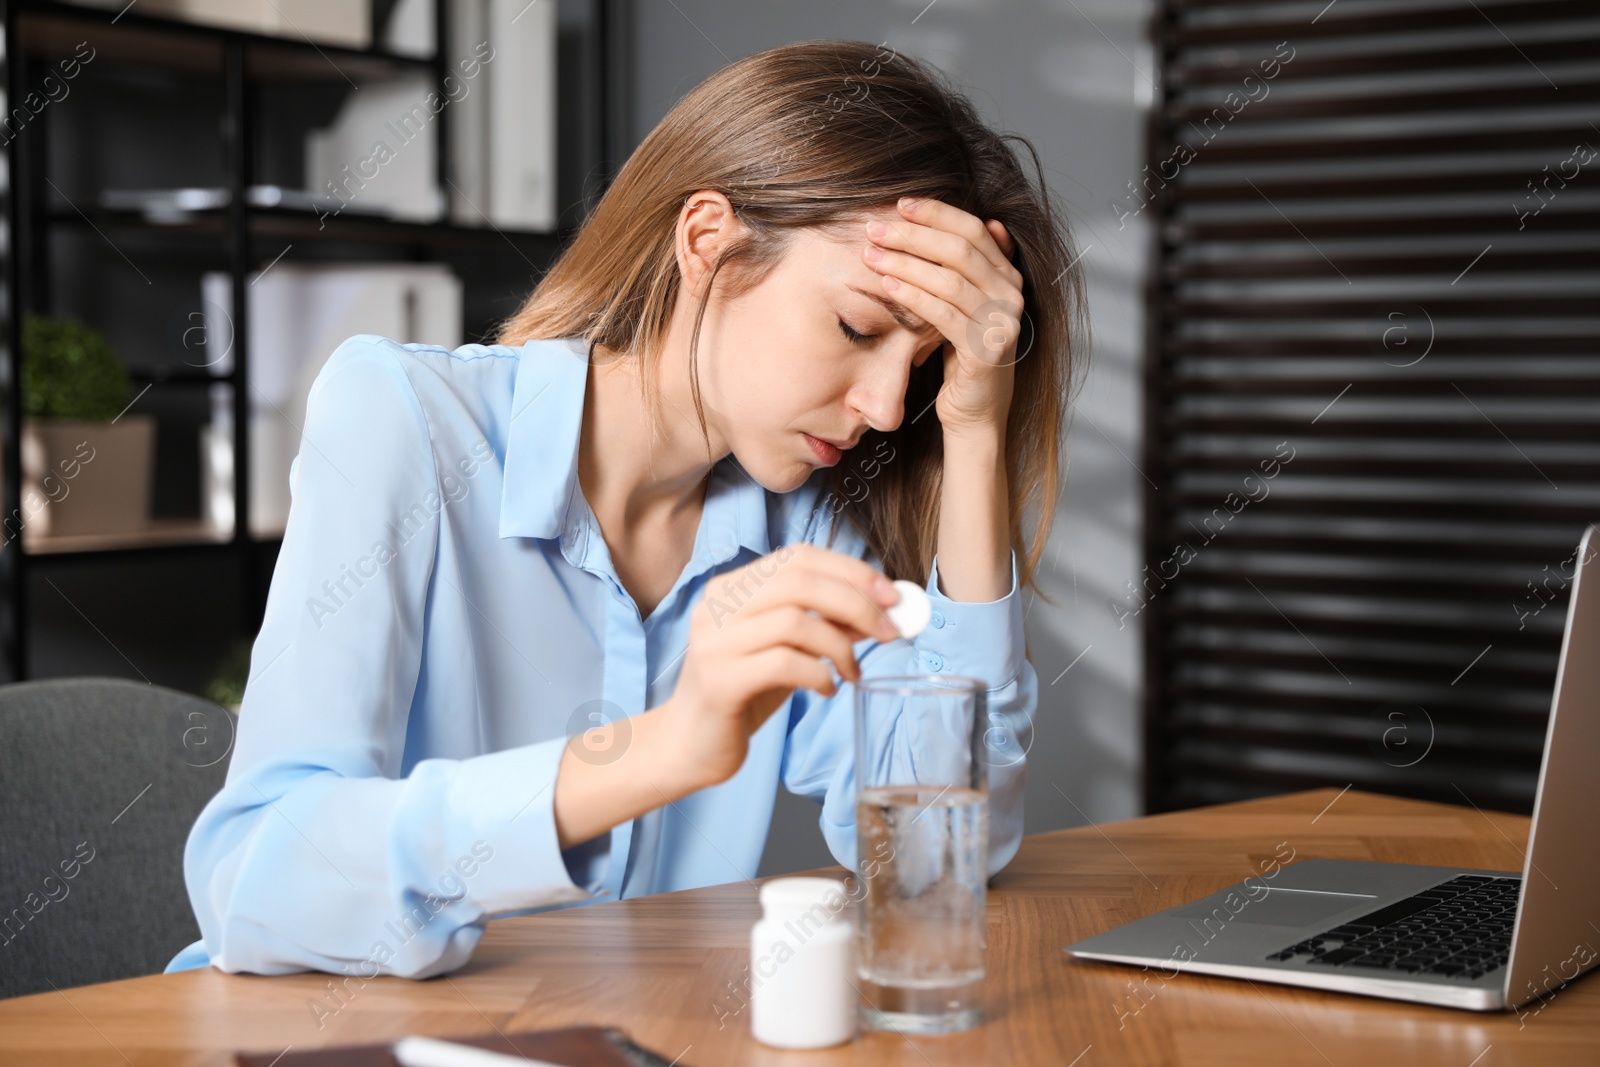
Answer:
[{"left": 20, "top": 416, "right": 156, "bottom": 538}]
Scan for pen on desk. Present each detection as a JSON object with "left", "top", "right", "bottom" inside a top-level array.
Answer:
[{"left": 391, "top": 1034, "right": 565, "bottom": 1067}]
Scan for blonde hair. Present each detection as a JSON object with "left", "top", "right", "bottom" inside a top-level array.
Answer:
[{"left": 494, "top": 39, "right": 1088, "bottom": 606}]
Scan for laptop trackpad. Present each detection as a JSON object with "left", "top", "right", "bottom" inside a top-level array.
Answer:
[{"left": 1175, "top": 889, "right": 1375, "bottom": 927}]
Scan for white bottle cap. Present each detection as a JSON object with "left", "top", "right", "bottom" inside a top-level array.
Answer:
[
  {"left": 758, "top": 876, "right": 850, "bottom": 919},
  {"left": 884, "top": 579, "right": 932, "bottom": 639}
]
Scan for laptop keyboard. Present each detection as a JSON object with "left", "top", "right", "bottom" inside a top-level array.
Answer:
[{"left": 1264, "top": 874, "right": 1520, "bottom": 980}]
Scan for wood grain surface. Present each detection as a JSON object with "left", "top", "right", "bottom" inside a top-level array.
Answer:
[{"left": 1, "top": 787, "right": 1593, "bottom": 1066}]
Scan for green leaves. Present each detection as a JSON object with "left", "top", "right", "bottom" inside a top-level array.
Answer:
[{"left": 21, "top": 313, "right": 129, "bottom": 421}]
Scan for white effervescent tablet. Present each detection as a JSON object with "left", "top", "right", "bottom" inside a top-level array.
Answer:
[{"left": 885, "top": 579, "right": 932, "bottom": 639}]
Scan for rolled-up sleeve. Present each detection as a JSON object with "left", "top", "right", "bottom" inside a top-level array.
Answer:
[
  {"left": 172, "top": 336, "right": 603, "bottom": 980},
  {"left": 779, "top": 496, "right": 1034, "bottom": 884}
]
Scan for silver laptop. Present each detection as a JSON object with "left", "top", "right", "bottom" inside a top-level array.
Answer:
[{"left": 1063, "top": 523, "right": 1600, "bottom": 1012}]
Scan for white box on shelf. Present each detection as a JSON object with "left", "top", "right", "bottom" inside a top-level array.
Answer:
[
  {"left": 201, "top": 263, "right": 463, "bottom": 538},
  {"left": 447, "top": 0, "right": 492, "bottom": 221},
  {"left": 445, "top": 0, "right": 555, "bottom": 231},
  {"left": 62, "top": 0, "right": 372, "bottom": 50},
  {"left": 381, "top": 0, "right": 435, "bottom": 58},
  {"left": 485, "top": 0, "right": 556, "bottom": 231},
  {"left": 306, "top": 70, "right": 446, "bottom": 225}
]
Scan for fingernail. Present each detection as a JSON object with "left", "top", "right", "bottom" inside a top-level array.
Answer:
[
  {"left": 879, "top": 617, "right": 901, "bottom": 640},
  {"left": 864, "top": 244, "right": 883, "bottom": 262},
  {"left": 875, "top": 576, "right": 897, "bottom": 603},
  {"left": 866, "top": 221, "right": 887, "bottom": 239},
  {"left": 899, "top": 197, "right": 918, "bottom": 212}
]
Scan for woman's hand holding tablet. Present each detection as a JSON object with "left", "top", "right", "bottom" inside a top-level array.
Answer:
[{"left": 660, "top": 542, "right": 904, "bottom": 788}]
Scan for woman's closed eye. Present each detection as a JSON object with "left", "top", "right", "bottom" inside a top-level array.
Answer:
[{"left": 838, "top": 318, "right": 876, "bottom": 345}]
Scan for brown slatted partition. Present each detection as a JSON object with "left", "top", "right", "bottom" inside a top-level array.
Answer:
[{"left": 1140, "top": 0, "right": 1600, "bottom": 814}]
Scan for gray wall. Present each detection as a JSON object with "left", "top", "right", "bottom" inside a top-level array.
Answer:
[{"left": 622, "top": 0, "right": 1154, "bottom": 876}]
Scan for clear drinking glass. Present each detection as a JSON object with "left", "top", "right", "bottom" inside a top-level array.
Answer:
[{"left": 853, "top": 674, "right": 988, "bottom": 1035}]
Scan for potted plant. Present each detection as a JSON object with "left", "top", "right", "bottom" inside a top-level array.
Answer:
[{"left": 19, "top": 313, "right": 155, "bottom": 539}]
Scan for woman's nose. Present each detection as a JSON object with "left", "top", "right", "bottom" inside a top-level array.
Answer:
[{"left": 851, "top": 362, "right": 913, "bottom": 433}]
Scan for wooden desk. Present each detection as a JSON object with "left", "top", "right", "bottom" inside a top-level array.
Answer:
[{"left": 1, "top": 788, "right": 1594, "bottom": 1065}]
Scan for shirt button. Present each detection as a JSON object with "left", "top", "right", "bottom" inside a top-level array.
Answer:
[
  {"left": 930, "top": 610, "right": 945, "bottom": 629},
  {"left": 924, "top": 651, "right": 944, "bottom": 672}
]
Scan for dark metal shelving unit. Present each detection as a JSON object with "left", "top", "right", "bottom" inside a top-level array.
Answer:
[{"left": 0, "top": 0, "right": 627, "bottom": 684}]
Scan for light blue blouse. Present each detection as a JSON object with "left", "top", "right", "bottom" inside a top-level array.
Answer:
[{"left": 165, "top": 334, "right": 1035, "bottom": 979}]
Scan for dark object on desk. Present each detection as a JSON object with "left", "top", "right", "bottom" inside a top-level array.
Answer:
[
  {"left": 0, "top": 678, "right": 235, "bottom": 999},
  {"left": 234, "top": 1025, "right": 686, "bottom": 1067}
]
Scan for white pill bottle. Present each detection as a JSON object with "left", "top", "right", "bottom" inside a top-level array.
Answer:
[{"left": 750, "top": 876, "right": 857, "bottom": 1048}]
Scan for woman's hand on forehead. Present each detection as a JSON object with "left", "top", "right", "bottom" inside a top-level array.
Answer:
[{"left": 860, "top": 196, "right": 1025, "bottom": 438}]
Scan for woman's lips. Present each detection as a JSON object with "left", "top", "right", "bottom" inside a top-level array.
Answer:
[{"left": 804, "top": 433, "right": 843, "bottom": 466}]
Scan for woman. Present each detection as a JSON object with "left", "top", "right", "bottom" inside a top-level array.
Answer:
[{"left": 167, "top": 39, "right": 1086, "bottom": 981}]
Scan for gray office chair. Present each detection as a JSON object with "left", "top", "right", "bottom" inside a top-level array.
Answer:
[{"left": 0, "top": 677, "right": 235, "bottom": 999}]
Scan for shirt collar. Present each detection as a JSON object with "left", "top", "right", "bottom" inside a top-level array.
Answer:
[{"left": 498, "top": 337, "right": 772, "bottom": 564}]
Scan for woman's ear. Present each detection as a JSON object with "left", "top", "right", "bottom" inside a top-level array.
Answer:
[{"left": 676, "top": 189, "right": 743, "bottom": 299}]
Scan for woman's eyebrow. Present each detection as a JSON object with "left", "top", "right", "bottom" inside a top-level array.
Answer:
[{"left": 846, "top": 284, "right": 936, "bottom": 336}]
